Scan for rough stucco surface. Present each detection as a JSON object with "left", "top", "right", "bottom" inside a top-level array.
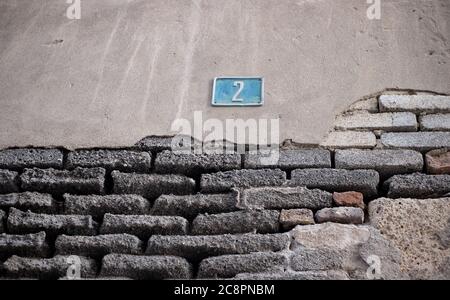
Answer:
[{"left": 0, "top": 0, "right": 449, "bottom": 149}]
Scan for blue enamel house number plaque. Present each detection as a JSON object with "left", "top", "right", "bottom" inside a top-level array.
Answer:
[{"left": 211, "top": 77, "right": 264, "bottom": 106}]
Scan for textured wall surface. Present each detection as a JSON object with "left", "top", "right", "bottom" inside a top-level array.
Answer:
[{"left": 0, "top": 0, "right": 449, "bottom": 149}]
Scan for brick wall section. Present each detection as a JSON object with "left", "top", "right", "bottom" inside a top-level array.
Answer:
[{"left": 0, "top": 94, "right": 449, "bottom": 280}]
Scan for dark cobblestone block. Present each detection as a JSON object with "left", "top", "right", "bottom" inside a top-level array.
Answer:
[
  {"left": 198, "top": 252, "right": 288, "bottom": 278},
  {"left": 100, "top": 254, "right": 193, "bottom": 280},
  {"left": 20, "top": 167, "right": 105, "bottom": 195},
  {"left": 0, "top": 232, "right": 49, "bottom": 259},
  {"left": 234, "top": 270, "right": 349, "bottom": 280},
  {"left": 384, "top": 173, "right": 450, "bottom": 198},
  {"left": 66, "top": 150, "right": 151, "bottom": 172},
  {"left": 112, "top": 171, "right": 195, "bottom": 199},
  {"left": 0, "top": 210, "right": 5, "bottom": 233},
  {"left": 0, "top": 169, "right": 19, "bottom": 194},
  {"left": 192, "top": 210, "right": 280, "bottom": 235},
  {"left": 55, "top": 234, "right": 142, "bottom": 257},
  {"left": 154, "top": 151, "right": 241, "bottom": 175},
  {"left": 201, "top": 169, "right": 286, "bottom": 193},
  {"left": 244, "top": 149, "right": 331, "bottom": 170},
  {"left": 335, "top": 149, "right": 424, "bottom": 177},
  {"left": 64, "top": 194, "right": 150, "bottom": 218},
  {"left": 146, "top": 233, "right": 290, "bottom": 261},
  {"left": 0, "top": 148, "right": 63, "bottom": 170},
  {"left": 290, "top": 169, "right": 379, "bottom": 198},
  {"left": 151, "top": 193, "right": 238, "bottom": 219},
  {"left": 7, "top": 208, "right": 97, "bottom": 236},
  {"left": 241, "top": 187, "right": 332, "bottom": 210},
  {"left": 0, "top": 192, "right": 56, "bottom": 213},
  {"left": 315, "top": 207, "right": 365, "bottom": 224},
  {"left": 100, "top": 214, "right": 188, "bottom": 239},
  {"left": 3, "top": 255, "right": 97, "bottom": 279}
]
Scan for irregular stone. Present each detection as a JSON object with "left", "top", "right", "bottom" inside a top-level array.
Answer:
[
  {"left": 0, "top": 169, "right": 19, "bottom": 194},
  {"left": 7, "top": 208, "right": 97, "bottom": 236},
  {"left": 100, "top": 254, "right": 192, "bottom": 279},
  {"left": 100, "top": 214, "right": 188, "bottom": 239},
  {"left": 369, "top": 198, "right": 450, "bottom": 279},
  {"left": 315, "top": 207, "right": 364, "bottom": 224},
  {"left": 64, "top": 194, "right": 150, "bottom": 218},
  {"left": 345, "top": 97, "right": 379, "bottom": 113},
  {"left": 151, "top": 193, "right": 238, "bottom": 219},
  {"left": 335, "top": 149, "right": 424, "bottom": 177},
  {"left": 20, "top": 167, "right": 105, "bottom": 195},
  {"left": 200, "top": 169, "right": 286, "bottom": 193},
  {"left": 279, "top": 209, "right": 315, "bottom": 230},
  {"left": 320, "top": 131, "right": 377, "bottom": 149},
  {"left": 146, "top": 233, "right": 290, "bottom": 261},
  {"left": 3, "top": 255, "right": 97, "bottom": 280},
  {"left": 154, "top": 151, "right": 241, "bottom": 175},
  {"left": 135, "top": 135, "right": 200, "bottom": 152},
  {"left": 291, "top": 248, "right": 343, "bottom": 271},
  {"left": 381, "top": 132, "right": 450, "bottom": 152},
  {"left": 0, "top": 209, "right": 4, "bottom": 233},
  {"left": 425, "top": 149, "right": 450, "bottom": 174},
  {"left": 379, "top": 95, "right": 450, "bottom": 114},
  {"left": 289, "top": 168, "right": 379, "bottom": 198},
  {"left": 0, "top": 232, "right": 49, "bottom": 259},
  {"left": 0, "top": 192, "right": 56, "bottom": 213},
  {"left": 244, "top": 149, "right": 331, "bottom": 170},
  {"left": 198, "top": 252, "right": 288, "bottom": 278},
  {"left": 333, "top": 192, "right": 365, "bottom": 209},
  {"left": 66, "top": 150, "right": 151, "bottom": 172},
  {"left": 234, "top": 270, "right": 350, "bottom": 280},
  {"left": 112, "top": 171, "right": 195, "bottom": 199},
  {"left": 0, "top": 148, "right": 63, "bottom": 170},
  {"left": 55, "top": 234, "right": 142, "bottom": 257},
  {"left": 420, "top": 114, "right": 450, "bottom": 131},
  {"left": 191, "top": 210, "right": 280, "bottom": 235},
  {"left": 241, "top": 186, "right": 332, "bottom": 210},
  {"left": 335, "top": 112, "right": 417, "bottom": 132},
  {"left": 384, "top": 173, "right": 450, "bottom": 198}
]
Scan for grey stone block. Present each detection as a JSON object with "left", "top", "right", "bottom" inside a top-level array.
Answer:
[
  {"left": 100, "top": 214, "right": 188, "bottom": 239},
  {"left": 198, "top": 252, "right": 288, "bottom": 278},
  {"left": 7, "top": 208, "right": 97, "bottom": 236},
  {"left": 291, "top": 248, "right": 343, "bottom": 271},
  {"left": 234, "top": 270, "right": 350, "bottom": 280},
  {"left": 64, "top": 194, "right": 150, "bottom": 218},
  {"left": 346, "top": 98, "right": 379, "bottom": 113},
  {"left": 20, "top": 167, "right": 105, "bottom": 195},
  {"left": 244, "top": 149, "right": 331, "bottom": 170},
  {"left": 381, "top": 132, "right": 450, "bottom": 152},
  {"left": 0, "top": 148, "right": 63, "bottom": 170},
  {"left": 66, "top": 150, "right": 151, "bottom": 172},
  {"left": 154, "top": 150, "right": 241, "bottom": 175},
  {"left": 320, "top": 131, "right": 377, "bottom": 149},
  {"left": 335, "top": 112, "right": 418, "bottom": 132},
  {"left": 55, "top": 234, "right": 142, "bottom": 257},
  {"left": 290, "top": 168, "right": 380, "bottom": 198},
  {"left": 151, "top": 193, "right": 238, "bottom": 219},
  {"left": 192, "top": 210, "right": 280, "bottom": 235},
  {"left": 0, "top": 232, "right": 49, "bottom": 258},
  {"left": 3, "top": 255, "right": 97, "bottom": 279},
  {"left": 0, "top": 209, "right": 4, "bottom": 233},
  {"left": 335, "top": 149, "right": 424, "bottom": 177},
  {"left": 384, "top": 174, "right": 450, "bottom": 198},
  {"left": 0, "top": 169, "right": 19, "bottom": 194},
  {"left": 100, "top": 254, "right": 193, "bottom": 280},
  {"left": 280, "top": 209, "right": 315, "bottom": 230},
  {"left": 420, "top": 114, "right": 450, "bottom": 131},
  {"left": 379, "top": 95, "right": 450, "bottom": 113},
  {"left": 315, "top": 207, "right": 365, "bottom": 224},
  {"left": 200, "top": 169, "right": 286, "bottom": 193},
  {"left": 146, "top": 233, "right": 290, "bottom": 261},
  {"left": 0, "top": 192, "right": 56, "bottom": 213},
  {"left": 241, "top": 186, "right": 332, "bottom": 210},
  {"left": 112, "top": 171, "right": 195, "bottom": 199}
]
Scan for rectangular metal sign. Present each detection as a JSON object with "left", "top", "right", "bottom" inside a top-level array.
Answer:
[{"left": 211, "top": 77, "right": 264, "bottom": 107}]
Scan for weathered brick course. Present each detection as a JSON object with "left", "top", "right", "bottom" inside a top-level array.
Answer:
[
  {"left": 0, "top": 192, "right": 56, "bottom": 213},
  {"left": 0, "top": 169, "right": 19, "bottom": 194},
  {"left": 335, "top": 112, "right": 417, "bottom": 132},
  {"left": 0, "top": 232, "right": 49, "bottom": 258},
  {"left": 0, "top": 148, "right": 63, "bottom": 170},
  {"left": 420, "top": 114, "right": 450, "bottom": 131},
  {"left": 384, "top": 174, "right": 450, "bottom": 198},
  {"left": 320, "top": 131, "right": 377, "bottom": 149},
  {"left": 379, "top": 95, "right": 450, "bottom": 114},
  {"left": 244, "top": 149, "right": 331, "bottom": 170},
  {"left": 381, "top": 132, "right": 450, "bottom": 152},
  {"left": 315, "top": 207, "right": 365, "bottom": 224}
]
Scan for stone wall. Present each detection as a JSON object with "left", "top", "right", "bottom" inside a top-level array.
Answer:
[{"left": 0, "top": 94, "right": 449, "bottom": 280}]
